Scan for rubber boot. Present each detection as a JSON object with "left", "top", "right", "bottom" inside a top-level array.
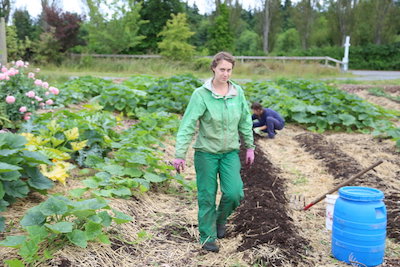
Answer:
[
  {"left": 202, "top": 241, "right": 219, "bottom": 253},
  {"left": 217, "top": 224, "right": 226, "bottom": 239}
]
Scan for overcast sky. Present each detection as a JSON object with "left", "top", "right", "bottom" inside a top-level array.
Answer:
[{"left": 14, "top": 0, "right": 263, "bottom": 18}]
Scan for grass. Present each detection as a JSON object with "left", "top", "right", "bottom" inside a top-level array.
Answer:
[{"left": 38, "top": 57, "right": 351, "bottom": 85}]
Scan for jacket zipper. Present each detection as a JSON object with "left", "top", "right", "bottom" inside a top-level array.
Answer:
[{"left": 223, "top": 98, "right": 228, "bottom": 151}]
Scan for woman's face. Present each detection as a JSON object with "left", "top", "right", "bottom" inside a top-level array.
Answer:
[{"left": 212, "top": 59, "right": 233, "bottom": 84}]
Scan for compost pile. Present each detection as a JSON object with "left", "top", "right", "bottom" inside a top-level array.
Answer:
[{"left": 229, "top": 137, "right": 310, "bottom": 266}]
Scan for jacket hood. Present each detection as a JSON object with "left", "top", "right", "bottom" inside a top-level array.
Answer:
[{"left": 203, "top": 78, "right": 238, "bottom": 99}]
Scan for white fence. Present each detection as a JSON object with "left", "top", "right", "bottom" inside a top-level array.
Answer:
[{"left": 69, "top": 54, "right": 343, "bottom": 68}]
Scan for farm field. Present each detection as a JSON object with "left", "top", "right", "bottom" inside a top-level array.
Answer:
[{"left": 0, "top": 69, "right": 399, "bottom": 266}]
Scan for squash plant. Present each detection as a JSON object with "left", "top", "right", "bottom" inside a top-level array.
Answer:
[
  {"left": 0, "top": 195, "right": 132, "bottom": 266},
  {"left": 0, "top": 133, "right": 54, "bottom": 231}
]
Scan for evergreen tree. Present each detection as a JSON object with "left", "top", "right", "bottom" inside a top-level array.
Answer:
[
  {"left": 207, "top": 3, "right": 234, "bottom": 54},
  {"left": 138, "top": 0, "right": 183, "bottom": 53},
  {"left": 12, "top": 9, "right": 36, "bottom": 41},
  {"left": 158, "top": 13, "right": 195, "bottom": 60}
]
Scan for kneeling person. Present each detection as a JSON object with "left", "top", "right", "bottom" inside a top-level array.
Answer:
[{"left": 251, "top": 102, "right": 284, "bottom": 139}]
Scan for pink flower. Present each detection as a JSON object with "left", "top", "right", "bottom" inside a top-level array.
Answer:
[
  {"left": 0, "top": 73, "right": 6, "bottom": 80},
  {"left": 45, "top": 92, "right": 49, "bottom": 96},
  {"left": 49, "top": 87, "right": 59, "bottom": 95},
  {"left": 15, "top": 60, "right": 25, "bottom": 68},
  {"left": 28, "top": 72, "right": 35, "bottom": 79},
  {"left": 19, "top": 106, "right": 27, "bottom": 113},
  {"left": 26, "top": 91, "right": 35, "bottom": 98},
  {"left": 34, "top": 79, "right": 43, "bottom": 86},
  {"left": 35, "top": 96, "right": 43, "bottom": 102},
  {"left": 39, "top": 102, "right": 45, "bottom": 107},
  {"left": 7, "top": 68, "right": 17, "bottom": 76},
  {"left": 23, "top": 112, "right": 32, "bottom": 120},
  {"left": 6, "top": 96, "right": 16, "bottom": 104},
  {"left": 42, "top": 82, "right": 49, "bottom": 89},
  {"left": 1, "top": 67, "right": 7, "bottom": 73},
  {"left": 45, "top": 99, "right": 54, "bottom": 105}
]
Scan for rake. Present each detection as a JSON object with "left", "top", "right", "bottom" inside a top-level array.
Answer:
[{"left": 289, "top": 160, "right": 383, "bottom": 211}]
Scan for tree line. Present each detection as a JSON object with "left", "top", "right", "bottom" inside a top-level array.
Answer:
[{"left": 1, "top": 0, "right": 400, "bottom": 65}]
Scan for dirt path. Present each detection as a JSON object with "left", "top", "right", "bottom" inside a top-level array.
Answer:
[{"left": 256, "top": 125, "right": 400, "bottom": 266}]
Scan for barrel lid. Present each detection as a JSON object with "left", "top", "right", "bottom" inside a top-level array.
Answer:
[{"left": 339, "top": 186, "right": 384, "bottom": 201}]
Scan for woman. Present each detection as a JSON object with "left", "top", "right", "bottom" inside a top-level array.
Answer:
[{"left": 173, "top": 52, "right": 255, "bottom": 252}]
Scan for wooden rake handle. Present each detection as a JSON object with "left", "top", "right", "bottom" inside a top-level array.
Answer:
[{"left": 303, "top": 160, "right": 384, "bottom": 211}]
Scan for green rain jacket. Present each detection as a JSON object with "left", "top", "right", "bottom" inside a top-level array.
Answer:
[{"left": 175, "top": 78, "right": 255, "bottom": 159}]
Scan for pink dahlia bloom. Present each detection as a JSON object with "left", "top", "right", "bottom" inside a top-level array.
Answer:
[
  {"left": 45, "top": 99, "right": 54, "bottom": 105},
  {"left": 49, "top": 87, "right": 60, "bottom": 95},
  {"left": 34, "top": 79, "right": 43, "bottom": 86},
  {"left": 19, "top": 106, "right": 27, "bottom": 113},
  {"left": 42, "top": 82, "right": 49, "bottom": 89},
  {"left": 15, "top": 60, "right": 25, "bottom": 68},
  {"left": 6, "top": 96, "right": 16, "bottom": 104},
  {"left": 26, "top": 91, "right": 35, "bottom": 98}
]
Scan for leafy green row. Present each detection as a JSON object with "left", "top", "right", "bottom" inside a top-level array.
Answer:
[
  {"left": 0, "top": 195, "right": 132, "bottom": 266},
  {"left": 244, "top": 79, "right": 399, "bottom": 148},
  {"left": 0, "top": 133, "right": 54, "bottom": 231}
]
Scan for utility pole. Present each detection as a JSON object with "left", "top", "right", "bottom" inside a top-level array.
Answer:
[
  {"left": 0, "top": 17, "right": 7, "bottom": 65},
  {"left": 342, "top": 36, "right": 350, "bottom": 72}
]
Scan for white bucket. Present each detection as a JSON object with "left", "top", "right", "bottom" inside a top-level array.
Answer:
[{"left": 325, "top": 194, "right": 339, "bottom": 231}]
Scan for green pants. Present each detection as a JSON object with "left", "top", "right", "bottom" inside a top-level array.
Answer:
[{"left": 194, "top": 150, "right": 244, "bottom": 244}]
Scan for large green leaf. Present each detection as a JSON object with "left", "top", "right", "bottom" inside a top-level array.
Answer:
[
  {"left": 20, "top": 210, "right": 46, "bottom": 227},
  {"left": 25, "top": 225, "right": 49, "bottom": 242},
  {"left": 124, "top": 167, "right": 142, "bottom": 177},
  {"left": 0, "top": 171, "right": 21, "bottom": 181},
  {"left": 0, "top": 133, "right": 27, "bottom": 149},
  {"left": 0, "top": 163, "right": 22, "bottom": 173},
  {"left": 21, "top": 150, "right": 52, "bottom": 165},
  {"left": 85, "top": 221, "right": 102, "bottom": 240},
  {"left": 112, "top": 209, "right": 132, "bottom": 224},
  {"left": 97, "top": 211, "right": 112, "bottom": 227},
  {"left": 26, "top": 167, "right": 54, "bottom": 190},
  {"left": 3, "top": 180, "right": 29, "bottom": 198},
  {"left": 0, "top": 149, "right": 18, "bottom": 157},
  {"left": 111, "top": 187, "right": 131, "bottom": 197},
  {"left": 45, "top": 222, "right": 73, "bottom": 233},
  {"left": 72, "top": 198, "right": 109, "bottom": 211},
  {"left": 0, "top": 199, "right": 9, "bottom": 212},
  {"left": 102, "top": 165, "right": 125, "bottom": 176},
  {"left": 40, "top": 197, "right": 68, "bottom": 216},
  {"left": 4, "top": 259, "right": 25, "bottom": 267},
  {"left": 67, "top": 229, "right": 87, "bottom": 248},
  {"left": 144, "top": 172, "right": 166, "bottom": 183},
  {"left": 0, "top": 235, "right": 27, "bottom": 248},
  {"left": 339, "top": 114, "right": 356, "bottom": 126},
  {"left": 126, "top": 154, "right": 147, "bottom": 165}
]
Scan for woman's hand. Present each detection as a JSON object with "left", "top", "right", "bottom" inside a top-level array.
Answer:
[
  {"left": 173, "top": 158, "right": 186, "bottom": 173},
  {"left": 245, "top": 149, "right": 254, "bottom": 165}
]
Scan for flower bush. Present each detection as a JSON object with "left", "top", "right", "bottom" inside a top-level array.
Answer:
[{"left": 0, "top": 60, "right": 59, "bottom": 127}]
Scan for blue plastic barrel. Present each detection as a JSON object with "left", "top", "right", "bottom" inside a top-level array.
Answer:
[{"left": 331, "top": 186, "right": 386, "bottom": 267}]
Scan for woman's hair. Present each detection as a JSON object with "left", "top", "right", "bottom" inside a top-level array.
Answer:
[
  {"left": 210, "top": 52, "right": 235, "bottom": 71},
  {"left": 251, "top": 102, "right": 263, "bottom": 110}
]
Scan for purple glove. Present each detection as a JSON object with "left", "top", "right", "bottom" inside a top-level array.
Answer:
[
  {"left": 246, "top": 149, "right": 254, "bottom": 165},
  {"left": 173, "top": 158, "right": 185, "bottom": 173}
]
